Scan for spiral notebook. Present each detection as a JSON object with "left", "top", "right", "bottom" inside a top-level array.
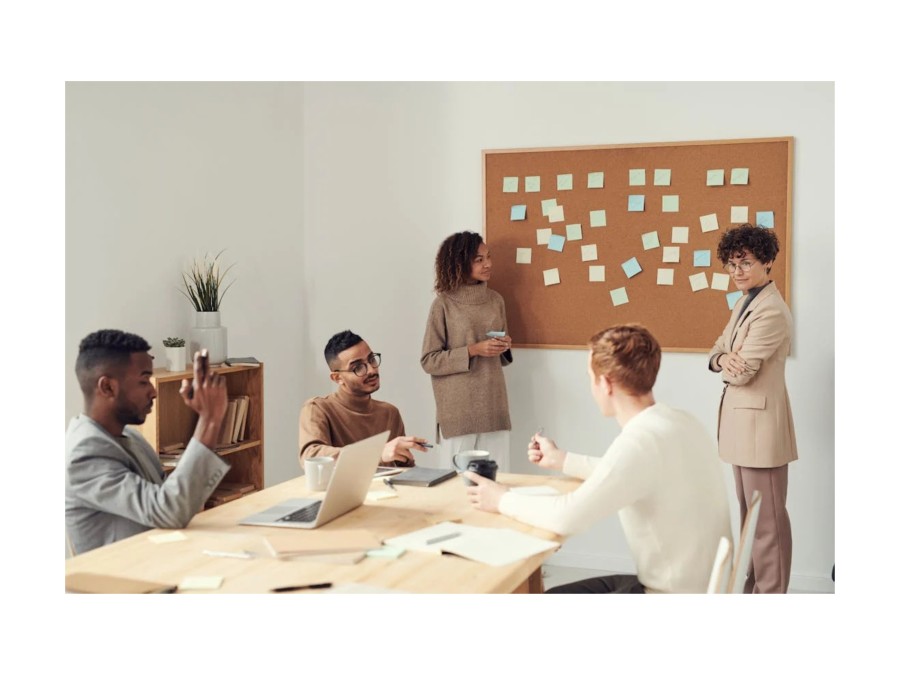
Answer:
[{"left": 387, "top": 466, "right": 456, "bottom": 487}]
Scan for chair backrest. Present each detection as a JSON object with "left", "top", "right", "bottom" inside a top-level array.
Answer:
[
  {"left": 728, "top": 490, "right": 761, "bottom": 593},
  {"left": 706, "top": 536, "right": 733, "bottom": 593}
]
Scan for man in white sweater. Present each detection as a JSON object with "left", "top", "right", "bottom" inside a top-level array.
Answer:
[{"left": 466, "top": 323, "right": 731, "bottom": 593}]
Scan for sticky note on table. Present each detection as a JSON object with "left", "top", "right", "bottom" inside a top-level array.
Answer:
[
  {"left": 694, "top": 250, "right": 711, "bottom": 267},
  {"left": 629, "top": 169, "right": 646, "bottom": 186},
  {"left": 543, "top": 268, "right": 560, "bottom": 286},
  {"left": 557, "top": 173, "right": 573, "bottom": 190},
  {"left": 628, "top": 195, "right": 645, "bottom": 212},
  {"left": 525, "top": 176, "right": 541, "bottom": 192},
  {"left": 516, "top": 248, "right": 532, "bottom": 264},
  {"left": 366, "top": 490, "right": 398, "bottom": 501},
  {"left": 587, "top": 171, "right": 605, "bottom": 188},
  {"left": 622, "top": 257, "right": 642, "bottom": 278},
  {"left": 689, "top": 272, "right": 709, "bottom": 292},
  {"left": 589, "top": 265, "right": 606, "bottom": 282},
  {"left": 662, "top": 195, "right": 679, "bottom": 212},
  {"left": 654, "top": 168, "right": 671, "bottom": 186},
  {"left": 178, "top": 576, "right": 224, "bottom": 591},
  {"left": 610, "top": 287, "right": 629, "bottom": 306},
  {"left": 711, "top": 272, "right": 730, "bottom": 291},
  {"left": 662, "top": 246, "right": 680, "bottom": 263},
  {"left": 581, "top": 244, "right": 598, "bottom": 262},
  {"left": 731, "top": 205, "right": 748, "bottom": 223},
  {"left": 657, "top": 268, "right": 674, "bottom": 286},
  {"left": 642, "top": 231, "right": 660, "bottom": 250},
  {"left": 707, "top": 169, "right": 725, "bottom": 186},
  {"left": 671, "top": 226, "right": 689, "bottom": 244},
  {"left": 590, "top": 209, "right": 607, "bottom": 227},
  {"left": 700, "top": 213, "right": 719, "bottom": 232},
  {"left": 149, "top": 531, "right": 188, "bottom": 544},
  {"left": 503, "top": 176, "right": 519, "bottom": 193},
  {"left": 731, "top": 168, "right": 749, "bottom": 185},
  {"left": 726, "top": 290, "right": 743, "bottom": 309},
  {"left": 756, "top": 211, "right": 775, "bottom": 228},
  {"left": 548, "top": 234, "right": 566, "bottom": 252},
  {"left": 548, "top": 205, "right": 565, "bottom": 222},
  {"left": 541, "top": 198, "right": 557, "bottom": 216},
  {"left": 537, "top": 228, "right": 552, "bottom": 245},
  {"left": 510, "top": 204, "right": 526, "bottom": 221},
  {"left": 566, "top": 223, "right": 583, "bottom": 241},
  {"left": 366, "top": 545, "right": 405, "bottom": 559}
]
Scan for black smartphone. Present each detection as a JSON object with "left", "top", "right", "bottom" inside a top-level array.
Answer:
[{"left": 187, "top": 350, "right": 209, "bottom": 399}]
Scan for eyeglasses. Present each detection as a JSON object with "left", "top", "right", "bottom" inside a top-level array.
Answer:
[
  {"left": 332, "top": 352, "right": 381, "bottom": 377},
  {"left": 724, "top": 260, "right": 759, "bottom": 274}
]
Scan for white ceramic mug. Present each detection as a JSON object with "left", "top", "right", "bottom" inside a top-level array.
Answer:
[
  {"left": 304, "top": 457, "right": 335, "bottom": 491},
  {"left": 452, "top": 450, "right": 491, "bottom": 473}
]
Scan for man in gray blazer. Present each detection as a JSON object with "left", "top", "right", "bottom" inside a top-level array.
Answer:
[{"left": 66, "top": 329, "right": 229, "bottom": 555}]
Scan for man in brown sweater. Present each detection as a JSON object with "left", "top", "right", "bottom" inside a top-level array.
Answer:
[{"left": 299, "top": 330, "right": 430, "bottom": 467}]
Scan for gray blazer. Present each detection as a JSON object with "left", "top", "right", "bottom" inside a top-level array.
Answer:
[{"left": 65, "top": 415, "right": 229, "bottom": 554}]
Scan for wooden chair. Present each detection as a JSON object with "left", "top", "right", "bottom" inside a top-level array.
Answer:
[
  {"left": 706, "top": 536, "right": 733, "bottom": 593},
  {"left": 728, "top": 490, "right": 762, "bottom": 593}
]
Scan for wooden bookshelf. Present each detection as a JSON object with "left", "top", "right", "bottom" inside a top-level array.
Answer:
[{"left": 137, "top": 363, "right": 264, "bottom": 505}]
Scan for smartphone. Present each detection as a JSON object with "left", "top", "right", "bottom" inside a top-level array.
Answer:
[
  {"left": 187, "top": 350, "right": 209, "bottom": 399},
  {"left": 486, "top": 330, "right": 506, "bottom": 338}
]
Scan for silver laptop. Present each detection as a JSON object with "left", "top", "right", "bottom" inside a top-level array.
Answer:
[{"left": 239, "top": 430, "right": 387, "bottom": 530}]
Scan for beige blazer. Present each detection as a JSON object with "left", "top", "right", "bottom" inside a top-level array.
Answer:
[{"left": 709, "top": 282, "right": 798, "bottom": 468}]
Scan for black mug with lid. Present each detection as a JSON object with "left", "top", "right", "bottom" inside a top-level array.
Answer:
[{"left": 463, "top": 458, "right": 498, "bottom": 486}]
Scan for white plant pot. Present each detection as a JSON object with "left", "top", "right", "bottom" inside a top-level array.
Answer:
[
  {"left": 165, "top": 346, "right": 187, "bottom": 372},
  {"left": 189, "top": 311, "right": 228, "bottom": 364}
]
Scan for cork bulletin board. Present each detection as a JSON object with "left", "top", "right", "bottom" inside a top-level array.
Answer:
[{"left": 483, "top": 137, "right": 793, "bottom": 351}]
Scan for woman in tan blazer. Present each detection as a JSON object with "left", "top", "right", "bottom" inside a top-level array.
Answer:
[{"left": 709, "top": 224, "right": 797, "bottom": 593}]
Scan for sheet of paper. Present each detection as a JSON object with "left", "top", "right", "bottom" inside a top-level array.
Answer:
[
  {"left": 711, "top": 272, "right": 730, "bottom": 291},
  {"left": 365, "top": 546, "right": 405, "bottom": 559},
  {"left": 525, "top": 175, "right": 541, "bottom": 192},
  {"left": 366, "top": 490, "right": 398, "bottom": 501},
  {"left": 731, "top": 205, "right": 748, "bottom": 223},
  {"left": 541, "top": 198, "right": 557, "bottom": 216},
  {"left": 548, "top": 234, "right": 565, "bottom": 252},
  {"left": 383, "top": 522, "right": 475, "bottom": 554},
  {"left": 700, "top": 213, "right": 719, "bottom": 232},
  {"left": 536, "top": 228, "right": 552, "bottom": 245},
  {"left": 628, "top": 194, "right": 645, "bottom": 212},
  {"left": 629, "top": 168, "right": 646, "bottom": 186},
  {"left": 726, "top": 290, "right": 743, "bottom": 310},
  {"left": 509, "top": 486, "right": 562, "bottom": 496},
  {"left": 756, "top": 211, "right": 775, "bottom": 228},
  {"left": 694, "top": 249, "right": 711, "bottom": 267},
  {"left": 149, "top": 531, "right": 188, "bottom": 544},
  {"left": 581, "top": 244, "right": 598, "bottom": 262},
  {"left": 654, "top": 168, "right": 671, "bottom": 186},
  {"left": 548, "top": 205, "right": 565, "bottom": 222},
  {"left": 657, "top": 268, "right": 674, "bottom": 285},
  {"left": 503, "top": 176, "right": 519, "bottom": 193},
  {"left": 589, "top": 265, "right": 606, "bottom": 282},
  {"left": 671, "top": 226, "right": 689, "bottom": 244},
  {"left": 510, "top": 204, "right": 526, "bottom": 221},
  {"left": 178, "top": 575, "right": 224, "bottom": 591},
  {"left": 731, "top": 167, "right": 749, "bottom": 185},
  {"left": 689, "top": 272, "right": 709, "bottom": 292},
  {"left": 543, "top": 268, "right": 560, "bottom": 286},
  {"left": 662, "top": 246, "right": 680, "bottom": 263},
  {"left": 440, "top": 528, "right": 560, "bottom": 567},
  {"left": 557, "top": 173, "right": 573, "bottom": 190},
  {"left": 566, "top": 223, "right": 583, "bottom": 241},
  {"left": 590, "top": 209, "right": 607, "bottom": 227},
  {"left": 587, "top": 171, "right": 604, "bottom": 188},
  {"left": 706, "top": 169, "right": 725, "bottom": 186},
  {"left": 622, "top": 257, "right": 642, "bottom": 278},
  {"left": 642, "top": 231, "right": 660, "bottom": 250},
  {"left": 610, "top": 287, "right": 629, "bottom": 306},
  {"left": 516, "top": 247, "right": 532, "bottom": 264},
  {"left": 661, "top": 195, "right": 679, "bottom": 212}
]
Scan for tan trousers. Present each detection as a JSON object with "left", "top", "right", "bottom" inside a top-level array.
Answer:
[{"left": 733, "top": 464, "right": 792, "bottom": 593}]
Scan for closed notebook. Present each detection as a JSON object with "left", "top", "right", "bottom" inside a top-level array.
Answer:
[
  {"left": 264, "top": 529, "right": 381, "bottom": 558},
  {"left": 66, "top": 572, "right": 176, "bottom": 594},
  {"left": 388, "top": 467, "right": 456, "bottom": 487}
]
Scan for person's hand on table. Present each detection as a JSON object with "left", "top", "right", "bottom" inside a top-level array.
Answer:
[
  {"left": 465, "top": 472, "right": 508, "bottom": 512},
  {"left": 382, "top": 435, "right": 429, "bottom": 464}
]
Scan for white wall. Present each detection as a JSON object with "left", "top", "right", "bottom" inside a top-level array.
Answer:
[{"left": 66, "top": 81, "right": 834, "bottom": 591}]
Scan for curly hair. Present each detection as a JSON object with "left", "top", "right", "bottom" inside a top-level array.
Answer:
[
  {"left": 324, "top": 330, "right": 363, "bottom": 369},
  {"left": 717, "top": 223, "right": 780, "bottom": 266},
  {"left": 434, "top": 231, "right": 483, "bottom": 294},
  {"left": 588, "top": 323, "right": 661, "bottom": 395},
  {"left": 75, "top": 329, "right": 151, "bottom": 397}
]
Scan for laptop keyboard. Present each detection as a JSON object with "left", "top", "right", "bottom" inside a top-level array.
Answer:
[{"left": 278, "top": 501, "right": 322, "bottom": 523}]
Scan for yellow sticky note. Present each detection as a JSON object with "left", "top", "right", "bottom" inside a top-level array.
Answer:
[
  {"left": 711, "top": 272, "right": 730, "bottom": 291},
  {"left": 707, "top": 169, "right": 725, "bottom": 186},
  {"left": 581, "top": 244, "right": 598, "bottom": 262},
  {"left": 662, "top": 246, "right": 680, "bottom": 263},
  {"left": 557, "top": 174, "right": 573, "bottom": 190},
  {"left": 657, "top": 268, "right": 674, "bottom": 286},
  {"left": 587, "top": 171, "right": 604, "bottom": 188},
  {"left": 731, "top": 168, "right": 749, "bottom": 185},
  {"left": 654, "top": 168, "right": 671, "bottom": 186},
  {"left": 629, "top": 169, "right": 646, "bottom": 186},
  {"left": 589, "top": 265, "right": 605, "bottom": 282},
  {"left": 590, "top": 210, "right": 607, "bottom": 227},
  {"left": 149, "top": 531, "right": 188, "bottom": 544},
  {"left": 662, "top": 195, "right": 679, "bottom": 212},
  {"left": 178, "top": 576, "right": 224, "bottom": 591},
  {"left": 566, "top": 223, "right": 583, "bottom": 241},
  {"left": 502, "top": 177, "right": 519, "bottom": 193},
  {"left": 699, "top": 213, "right": 719, "bottom": 233},
  {"left": 731, "top": 206, "right": 749, "bottom": 223},
  {"left": 548, "top": 205, "right": 565, "bottom": 223},
  {"left": 671, "top": 226, "right": 689, "bottom": 244},
  {"left": 543, "top": 268, "right": 560, "bottom": 286},
  {"left": 689, "top": 272, "right": 709, "bottom": 292},
  {"left": 642, "top": 231, "right": 660, "bottom": 250},
  {"left": 610, "top": 287, "right": 629, "bottom": 306},
  {"left": 525, "top": 176, "right": 541, "bottom": 192},
  {"left": 516, "top": 248, "right": 532, "bottom": 264},
  {"left": 536, "top": 228, "right": 552, "bottom": 245}
]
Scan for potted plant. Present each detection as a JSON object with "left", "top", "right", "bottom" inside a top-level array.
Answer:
[
  {"left": 180, "top": 250, "right": 235, "bottom": 364},
  {"left": 162, "top": 337, "right": 187, "bottom": 372}
]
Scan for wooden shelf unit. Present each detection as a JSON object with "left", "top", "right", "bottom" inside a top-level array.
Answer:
[{"left": 137, "top": 363, "right": 265, "bottom": 500}]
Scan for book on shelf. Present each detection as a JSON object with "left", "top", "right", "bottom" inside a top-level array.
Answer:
[
  {"left": 233, "top": 395, "right": 249, "bottom": 443},
  {"left": 217, "top": 481, "right": 255, "bottom": 495},
  {"left": 217, "top": 399, "right": 239, "bottom": 447},
  {"left": 205, "top": 487, "right": 244, "bottom": 508},
  {"left": 224, "top": 356, "right": 260, "bottom": 367},
  {"left": 264, "top": 530, "right": 381, "bottom": 558}
]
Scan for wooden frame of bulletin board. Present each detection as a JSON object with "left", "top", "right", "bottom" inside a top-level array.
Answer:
[{"left": 483, "top": 137, "right": 793, "bottom": 351}]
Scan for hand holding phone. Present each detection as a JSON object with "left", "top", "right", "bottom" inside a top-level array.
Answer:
[{"left": 186, "top": 349, "right": 209, "bottom": 399}]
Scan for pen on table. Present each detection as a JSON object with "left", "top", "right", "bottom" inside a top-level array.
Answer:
[
  {"left": 419, "top": 443, "right": 433, "bottom": 448},
  {"left": 383, "top": 477, "right": 397, "bottom": 492},
  {"left": 425, "top": 531, "right": 461, "bottom": 546},
  {"left": 271, "top": 582, "right": 333, "bottom": 593},
  {"left": 202, "top": 549, "right": 255, "bottom": 559}
]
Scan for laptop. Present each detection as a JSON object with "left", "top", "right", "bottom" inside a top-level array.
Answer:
[{"left": 240, "top": 430, "right": 388, "bottom": 530}]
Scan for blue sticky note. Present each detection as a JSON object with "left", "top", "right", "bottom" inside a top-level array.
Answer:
[
  {"left": 548, "top": 234, "right": 566, "bottom": 252},
  {"left": 621, "top": 257, "right": 642, "bottom": 278},
  {"left": 694, "top": 250, "right": 711, "bottom": 267},
  {"left": 510, "top": 204, "right": 526, "bottom": 221},
  {"left": 756, "top": 211, "right": 775, "bottom": 228},
  {"left": 726, "top": 290, "right": 743, "bottom": 310},
  {"left": 628, "top": 195, "right": 645, "bottom": 212}
]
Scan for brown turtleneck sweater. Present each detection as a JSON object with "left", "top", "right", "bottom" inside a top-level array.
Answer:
[
  {"left": 298, "top": 387, "right": 410, "bottom": 467},
  {"left": 420, "top": 282, "right": 512, "bottom": 439}
]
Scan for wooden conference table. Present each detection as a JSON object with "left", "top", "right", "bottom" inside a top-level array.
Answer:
[{"left": 65, "top": 471, "right": 580, "bottom": 593}]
